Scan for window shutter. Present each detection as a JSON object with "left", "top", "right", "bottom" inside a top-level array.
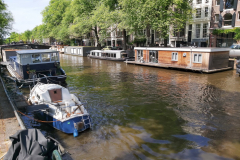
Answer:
[
  {"left": 218, "top": 14, "right": 222, "bottom": 28},
  {"left": 220, "top": 0, "right": 223, "bottom": 12},
  {"left": 232, "top": 12, "right": 236, "bottom": 27},
  {"left": 233, "top": 0, "right": 238, "bottom": 10}
]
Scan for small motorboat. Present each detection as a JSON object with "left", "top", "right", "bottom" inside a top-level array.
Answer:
[{"left": 28, "top": 82, "right": 91, "bottom": 136}]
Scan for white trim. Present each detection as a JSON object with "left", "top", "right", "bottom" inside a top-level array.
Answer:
[{"left": 134, "top": 47, "right": 230, "bottom": 52}]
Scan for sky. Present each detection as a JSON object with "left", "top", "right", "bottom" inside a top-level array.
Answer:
[{"left": 4, "top": 0, "right": 50, "bottom": 33}]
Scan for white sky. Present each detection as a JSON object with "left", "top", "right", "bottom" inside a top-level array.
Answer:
[{"left": 4, "top": 0, "right": 50, "bottom": 33}]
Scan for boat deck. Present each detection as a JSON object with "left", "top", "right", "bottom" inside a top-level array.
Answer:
[{"left": 125, "top": 61, "right": 232, "bottom": 73}]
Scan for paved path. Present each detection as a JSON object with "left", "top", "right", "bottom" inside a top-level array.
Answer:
[{"left": 0, "top": 81, "right": 21, "bottom": 158}]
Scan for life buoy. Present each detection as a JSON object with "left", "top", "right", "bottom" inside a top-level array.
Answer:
[{"left": 51, "top": 150, "right": 62, "bottom": 160}]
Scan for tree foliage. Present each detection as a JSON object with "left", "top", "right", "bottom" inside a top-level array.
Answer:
[
  {"left": 42, "top": 0, "right": 71, "bottom": 40},
  {"left": 13, "top": 0, "right": 193, "bottom": 47},
  {"left": 118, "top": 0, "right": 193, "bottom": 46},
  {"left": 213, "top": 28, "right": 240, "bottom": 44},
  {"left": 0, "top": 0, "right": 13, "bottom": 44}
]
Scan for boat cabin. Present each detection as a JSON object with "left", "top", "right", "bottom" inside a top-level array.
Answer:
[
  {"left": 9, "top": 49, "right": 64, "bottom": 80},
  {"left": 125, "top": 47, "right": 231, "bottom": 73},
  {"left": 89, "top": 50, "right": 128, "bottom": 61}
]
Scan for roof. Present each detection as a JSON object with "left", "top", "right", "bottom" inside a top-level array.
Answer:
[
  {"left": 134, "top": 47, "right": 230, "bottom": 52},
  {"left": 90, "top": 50, "right": 126, "bottom": 53},
  {"left": 16, "top": 49, "right": 59, "bottom": 54}
]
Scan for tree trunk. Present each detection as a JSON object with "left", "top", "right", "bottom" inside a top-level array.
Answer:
[
  {"left": 94, "top": 26, "right": 101, "bottom": 48},
  {"left": 123, "top": 29, "right": 127, "bottom": 50}
]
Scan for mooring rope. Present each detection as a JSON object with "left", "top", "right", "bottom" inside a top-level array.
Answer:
[{"left": 17, "top": 110, "right": 60, "bottom": 123}]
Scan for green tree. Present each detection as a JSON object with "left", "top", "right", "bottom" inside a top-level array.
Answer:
[
  {"left": 118, "top": 0, "right": 193, "bottom": 47},
  {"left": 58, "top": 2, "right": 75, "bottom": 44},
  {"left": 22, "top": 30, "right": 32, "bottom": 43},
  {"left": 6, "top": 32, "right": 20, "bottom": 43},
  {"left": 0, "top": 0, "right": 13, "bottom": 44},
  {"left": 233, "top": 28, "right": 240, "bottom": 44},
  {"left": 31, "top": 24, "right": 48, "bottom": 43},
  {"left": 42, "top": 0, "right": 71, "bottom": 42}
]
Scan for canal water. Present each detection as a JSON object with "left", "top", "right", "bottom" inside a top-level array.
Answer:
[{"left": 22, "top": 54, "right": 240, "bottom": 160}]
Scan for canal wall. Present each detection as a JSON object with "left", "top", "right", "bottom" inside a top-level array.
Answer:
[{"left": 0, "top": 76, "right": 24, "bottom": 158}]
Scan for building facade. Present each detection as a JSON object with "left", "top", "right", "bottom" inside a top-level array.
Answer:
[
  {"left": 210, "top": 0, "right": 239, "bottom": 47},
  {"left": 183, "top": 0, "right": 212, "bottom": 47}
]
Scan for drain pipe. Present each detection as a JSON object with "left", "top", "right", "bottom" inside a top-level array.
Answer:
[
  {"left": 0, "top": 76, "right": 26, "bottom": 129},
  {"left": 190, "top": 46, "right": 192, "bottom": 68}
]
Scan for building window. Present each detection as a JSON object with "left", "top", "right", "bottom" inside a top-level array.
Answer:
[
  {"left": 205, "top": 0, "right": 209, "bottom": 3},
  {"left": 224, "top": 13, "right": 232, "bottom": 26},
  {"left": 197, "top": 0, "right": 202, "bottom": 4},
  {"left": 189, "top": 24, "right": 192, "bottom": 31},
  {"left": 205, "top": 7, "right": 208, "bottom": 17},
  {"left": 216, "top": 0, "right": 220, "bottom": 5},
  {"left": 215, "top": 14, "right": 219, "bottom": 21},
  {"left": 238, "top": 11, "right": 240, "bottom": 19},
  {"left": 196, "top": 24, "right": 201, "bottom": 38},
  {"left": 193, "top": 54, "right": 202, "bottom": 63},
  {"left": 203, "top": 23, "right": 208, "bottom": 38},
  {"left": 196, "top": 8, "right": 201, "bottom": 18},
  {"left": 172, "top": 52, "right": 178, "bottom": 61},
  {"left": 225, "top": 0, "right": 234, "bottom": 9}
]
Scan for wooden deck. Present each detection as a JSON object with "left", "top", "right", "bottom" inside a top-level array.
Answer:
[{"left": 125, "top": 61, "right": 232, "bottom": 73}]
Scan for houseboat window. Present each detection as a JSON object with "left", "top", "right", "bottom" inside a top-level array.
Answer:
[
  {"left": 16, "top": 54, "right": 20, "bottom": 63},
  {"left": 51, "top": 53, "right": 59, "bottom": 61},
  {"left": 21, "top": 54, "right": 31, "bottom": 64},
  {"left": 114, "top": 54, "right": 116, "bottom": 57},
  {"left": 32, "top": 54, "right": 41, "bottom": 63},
  {"left": 149, "top": 50, "right": 158, "bottom": 63},
  {"left": 106, "top": 53, "right": 109, "bottom": 57},
  {"left": 42, "top": 53, "right": 51, "bottom": 62},
  {"left": 172, "top": 52, "right": 178, "bottom": 61},
  {"left": 71, "top": 48, "right": 76, "bottom": 54},
  {"left": 193, "top": 53, "right": 202, "bottom": 63},
  {"left": 137, "top": 50, "right": 143, "bottom": 61},
  {"left": 121, "top": 53, "right": 127, "bottom": 58},
  {"left": 97, "top": 52, "right": 99, "bottom": 56},
  {"left": 77, "top": 49, "right": 81, "bottom": 55}
]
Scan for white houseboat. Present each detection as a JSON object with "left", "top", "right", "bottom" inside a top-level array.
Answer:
[{"left": 88, "top": 50, "right": 129, "bottom": 61}]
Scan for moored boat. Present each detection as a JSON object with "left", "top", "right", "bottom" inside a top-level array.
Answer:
[
  {"left": 6, "top": 49, "right": 66, "bottom": 85},
  {"left": 28, "top": 82, "right": 91, "bottom": 135},
  {"left": 89, "top": 50, "right": 129, "bottom": 61}
]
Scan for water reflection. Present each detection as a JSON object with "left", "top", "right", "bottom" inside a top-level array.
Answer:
[{"left": 20, "top": 54, "right": 240, "bottom": 159}]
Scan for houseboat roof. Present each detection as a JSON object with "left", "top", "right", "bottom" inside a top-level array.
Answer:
[
  {"left": 16, "top": 49, "right": 58, "bottom": 54},
  {"left": 91, "top": 50, "right": 126, "bottom": 53},
  {"left": 134, "top": 47, "right": 230, "bottom": 52}
]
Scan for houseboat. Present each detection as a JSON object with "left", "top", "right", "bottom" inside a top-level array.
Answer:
[
  {"left": 7, "top": 49, "right": 66, "bottom": 84},
  {"left": 64, "top": 46, "right": 99, "bottom": 56},
  {"left": 126, "top": 47, "right": 231, "bottom": 73},
  {"left": 89, "top": 50, "right": 129, "bottom": 61}
]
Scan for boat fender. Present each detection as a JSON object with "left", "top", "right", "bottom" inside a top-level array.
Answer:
[
  {"left": 27, "top": 98, "right": 32, "bottom": 105},
  {"left": 51, "top": 149, "right": 62, "bottom": 160},
  {"left": 73, "top": 123, "right": 78, "bottom": 137}
]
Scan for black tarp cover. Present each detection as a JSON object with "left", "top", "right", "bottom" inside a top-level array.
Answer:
[{"left": 4, "top": 129, "right": 57, "bottom": 160}]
